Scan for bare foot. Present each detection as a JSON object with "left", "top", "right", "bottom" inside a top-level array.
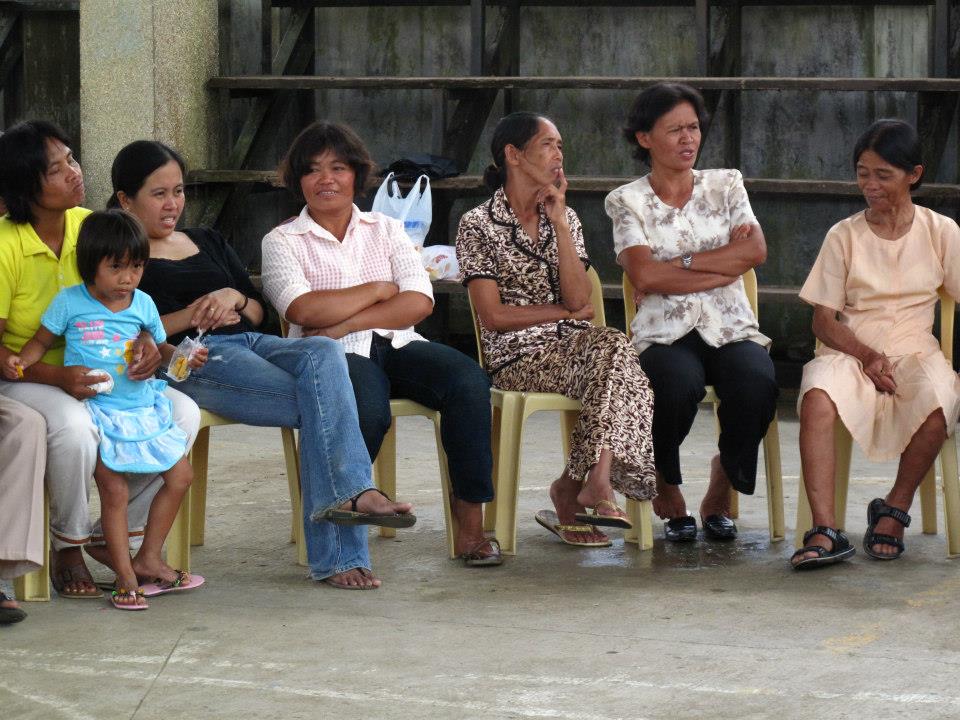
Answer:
[
  {"left": 341, "top": 489, "right": 413, "bottom": 517},
  {"left": 0, "top": 594, "right": 19, "bottom": 610},
  {"left": 699, "top": 455, "right": 732, "bottom": 519},
  {"left": 651, "top": 474, "right": 687, "bottom": 520},
  {"left": 451, "top": 498, "right": 499, "bottom": 559},
  {"left": 131, "top": 555, "right": 188, "bottom": 586},
  {"left": 84, "top": 543, "right": 124, "bottom": 572},
  {"left": 325, "top": 568, "right": 381, "bottom": 589},
  {"left": 549, "top": 473, "right": 609, "bottom": 545},
  {"left": 51, "top": 547, "right": 100, "bottom": 597},
  {"left": 576, "top": 479, "right": 628, "bottom": 523}
]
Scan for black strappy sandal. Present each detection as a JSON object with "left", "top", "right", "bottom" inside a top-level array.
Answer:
[
  {"left": 791, "top": 526, "right": 855, "bottom": 570},
  {"left": 317, "top": 488, "right": 417, "bottom": 528},
  {"left": 863, "top": 498, "right": 910, "bottom": 560}
]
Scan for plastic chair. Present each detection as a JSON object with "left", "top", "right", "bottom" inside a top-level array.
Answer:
[
  {"left": 13, "top": 493, "right": 50, "bottom": 602},
  {"left": 166, "top": 409, "right": 301, "bottom": 571},
  {"left": 794, "top": 290, "right": 960, "bottom": 557},
  {"left": 622, "top": 269, "right": 786, "bottom": 542},
  {"left": 471, "top": 267, "right": 655, "bottom": 554}
]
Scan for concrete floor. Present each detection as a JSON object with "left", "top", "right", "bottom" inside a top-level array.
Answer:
[{"left": 3, "top": 404, "right": 960, "bottom": 720}]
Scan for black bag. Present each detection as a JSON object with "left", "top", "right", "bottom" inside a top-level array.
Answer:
[{"left": 380, "top": 154, "right": 461, "bottom": 182}]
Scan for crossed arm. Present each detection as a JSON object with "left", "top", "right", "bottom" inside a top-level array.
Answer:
[{"left": 286, "top": 282, "right": 433, "bottom": 339}]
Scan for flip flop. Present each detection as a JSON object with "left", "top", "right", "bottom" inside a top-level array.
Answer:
[
  {"left": 110, "top": 587, "right": 148, "bottom": 611},
  {"left": 321, "top": 568, "right": 379, "bottom": 590},
  {"left": 0, "top": 592, "right": 26, "bottom": 625},
  {"left": 318, "top": 488, "right": 417, "bottom": 529},
  {"left": 458, "top": 538, "right": 503, "bottom": 567},
  {"left": 140, "top": 571, "right": 206, "bottom": 598},
  {"left": 534, "top": 510, "right": 611, "bottom": 547},
  {"left": 574, "top": 499, "right": 633, "bottom": 530},
  {"left": 51, "top": 562, "right": 103, "bottom": 599}
]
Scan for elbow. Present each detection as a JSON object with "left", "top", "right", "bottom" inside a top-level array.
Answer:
[
  {"left": 751, "top": 243, "right": 768, "bottom": 267},
  {"left": 284, "top": 302, "right": 309, "bottom": 327},
  {"left": 412, "top": 295, "right": 434, "bottom": 324}
]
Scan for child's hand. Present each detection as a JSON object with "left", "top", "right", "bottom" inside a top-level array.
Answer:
[
  {"left": 2, "top": 355, "right": 24, "bottom": 380},
  {"left": 188, "top": 346, "right": 209, "bottom": 369}
]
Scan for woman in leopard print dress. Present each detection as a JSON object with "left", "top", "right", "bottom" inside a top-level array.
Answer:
[{"left": 456, "top": 112, "right": 656, "bottom": 548}]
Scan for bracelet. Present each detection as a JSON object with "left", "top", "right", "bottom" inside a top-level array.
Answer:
[{"left": 236, "top": 294, "right": 249, "bottom": 312}]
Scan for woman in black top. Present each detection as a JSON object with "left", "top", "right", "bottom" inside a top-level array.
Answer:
[{"left": 111, "top": 141, "right": 413, "bottom": 590}]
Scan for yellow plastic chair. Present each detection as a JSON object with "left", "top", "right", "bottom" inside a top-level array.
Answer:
[
  {"left": 622, "top": 269, "right": 786, "bottom": 542},
  {"left": 166, "top": 409, "right": 301, "bottom": 571},
  {"left": 471, "top": 266, "right": 655, "bottom": 554},
  {"left": 795, "top": 290, "right": 960, "bottom": 557},
  {"left": 13, "top": 493, "right": 50, "bottom": 602}
]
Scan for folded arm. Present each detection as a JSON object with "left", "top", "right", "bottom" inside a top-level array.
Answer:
[
  {"left": 619, "top": 245, "right": 738, "bottom": 296},
  {"left": 678, "top": 223, "right": 767, "bottom": 277},
  {"left": 467, "top": 278, "right": 592, "bottom": 333},
  {"left": 285, "top": 281, "right": 400, "bottom": 328}
]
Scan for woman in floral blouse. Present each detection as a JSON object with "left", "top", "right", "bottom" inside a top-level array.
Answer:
[
  {"left": 605, "top": 82, "right": 778, "bottom": 543},
  {"left": 457, "top": 112, "right": 657, "bottom": 548}
]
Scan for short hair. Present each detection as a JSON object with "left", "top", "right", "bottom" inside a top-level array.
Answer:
[
  {"left": 484, "top": 111, "right": 551, "bottom": 191},
  {"left": 622, "top": 83, "right": 710, "bottom": 165},
  {"left": 279, "top": 121, "right": 375, "bottom": 202},
  {"left": 76, "top": 210, "right": 150, "bottom": 286},
  {"left": 108, "top": 140, "right": 186, "bottom": 209},
  {"left": 853, "top": 119, "right": 924, "bottom": 191},
  {"left": 0, "top": 120, "right": 74, "bottom": 224}
]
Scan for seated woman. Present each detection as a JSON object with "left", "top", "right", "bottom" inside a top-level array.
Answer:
[
  {"left": 261, "top": 121, "right": 500, "bottom": 567},
  {"left": 111, "top": 140, "right": 414, "bottom": 590},
  {"left": 0, "top": 120, "right": 200, "bottom": 598},
  {"left": 457, "top": 111, "right": 656, "bottom": 548},
  {"left": 605, "top": 82, "right": 778, "bottom": 543},
  {"left": 0, "top": 396, "right": 45, "bottom": 624},
  {"left": 792, "top": 119, "right": 960, "bottom": 569}
]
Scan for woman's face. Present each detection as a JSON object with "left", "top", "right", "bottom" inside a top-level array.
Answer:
[
  {"left": 34, "top": 138, "right": 85, "bottom": 214},
  {"left": 508, "top": 119, "right": 564, "bottom": 187},
  {"left": 855, "top": 149, "right": 921, "bottom": 212},
  {"left": 120, "top": 160, "right": 185, "bottom": 240},
  {"left": 300, "top": 151, "right": 356, "bottom": 219},
  {"left": 636, "top": 101, "right": 701, "bottom": 172}
]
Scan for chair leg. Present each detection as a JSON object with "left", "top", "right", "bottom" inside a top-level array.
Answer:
[
  {"left": 833, "top": 420, "right": 852, "bottom": 532},
  {"left": 485, "top": 402, "right": 503, "bottom": 535},
  {"left": 712, "top": 400, "right": 741, "bottom": 520},
  {"left": 939, "top": 434, "right": 960, "bottom": 557},
  {"left": 491, "top": 393, "right": 523, "bottom": 555},
  {"left": 919, "top": 464, "right": 938, "bottom": 535},
  {"left": 188, "top": 426, "right": 211, "bottom": 547},
  {"left": 794, "top": 470, "right": 814, "bottom": 549},
  {"left": 373, "top": 417, "right": 399, "bottom": 540},
  {"left": 14, "top": 493, "right": 50, "bottom": 602},
  {"left": 624, "top": 498, "right": 654, "bottom": 550},
  {"left": 763, "top": 413, "right": 786, "bottom": 542},
  {"left": 560, "top": 409, "right": 577, "bottom": 459},
  {"left": 432, "top": 415, "right": 457, "bottom": 559},
  {"left": 281, "top": 428, "right": 306, "bottom": 566}
]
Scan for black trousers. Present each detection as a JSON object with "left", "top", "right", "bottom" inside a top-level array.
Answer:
[{"left": 639, "top": 331, "right": 778, "bottom": 494}]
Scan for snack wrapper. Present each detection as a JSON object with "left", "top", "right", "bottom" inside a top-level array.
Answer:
[{"left": 165, "top": 335, "right": 203, "bottom": 382}]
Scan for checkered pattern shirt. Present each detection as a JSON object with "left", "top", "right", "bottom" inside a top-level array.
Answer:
[{"left": 261, "top": 205, "right": 434, "bottom": 357}]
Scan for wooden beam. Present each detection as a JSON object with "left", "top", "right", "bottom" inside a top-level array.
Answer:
[
  {"left": 266, "top": 0, "right": 937, "bottom": 7},
  {"left": 918, "top": 91, "right": 959, "bottom": 181},
  {"left": 209, "top": 75, "right": 960, "bottom": 92}
]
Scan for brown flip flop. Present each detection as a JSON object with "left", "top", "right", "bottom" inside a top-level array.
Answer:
[
  {"left": 51, "top": 562, "right": 103, "bottom": 599},
  {"left": 458, "top": 538, "right": 503, "bottom": 567},
  {"left": 534, "top": 510, "right": 611, "bottom": 547}
]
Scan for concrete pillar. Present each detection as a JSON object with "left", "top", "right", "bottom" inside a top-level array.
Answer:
[{"left": 79, "top": 0, "right": 218, "bottom": 209}]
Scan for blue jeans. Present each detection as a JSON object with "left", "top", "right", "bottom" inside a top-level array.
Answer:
[
  {"left": 346, "top": 336, "right": 494, "bottom": 504},
  {"left": 172, "top": 332, "right": 373, "bottom": 580}
]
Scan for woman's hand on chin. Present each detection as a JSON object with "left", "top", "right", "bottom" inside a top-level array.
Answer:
[{"left": 537, "top": 168, "right": 569, "bottom": 229}]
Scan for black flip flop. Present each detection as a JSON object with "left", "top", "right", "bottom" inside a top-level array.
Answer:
[
  {"left": 791, "top": 526, "right": 855, "bottom": 570},
  {"left": 0, "top": 592, "right": 26, "bottom": 625},
  {"left": 664, "top": 516, "right": 697, "bottom": 543},
  {"left": 702, "top": 514, "right": 738, "bottom": 540},
  {"left": 317, "top": 488, "right": 417, "bottom": 528}
]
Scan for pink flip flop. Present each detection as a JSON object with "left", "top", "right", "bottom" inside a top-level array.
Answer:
[
  {"left": 140, "top": 571, "right": 205, "bottom": 598},
  {"left": 110, "top": 587, "right": 148, "bottom": 611}
]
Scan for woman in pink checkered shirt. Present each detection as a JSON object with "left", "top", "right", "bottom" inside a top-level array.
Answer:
[{"left": 261, "top": 121, "right": 501, "bottom": 567}]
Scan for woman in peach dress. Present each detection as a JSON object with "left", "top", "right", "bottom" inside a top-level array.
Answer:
[{"left": 793, "top": 119, "right": 960, "bottom": 569}]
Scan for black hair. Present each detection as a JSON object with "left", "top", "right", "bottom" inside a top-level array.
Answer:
[
  {"left": 76, "top": 210, "right": 150, "bottom": 286},
  {"left": 853, "top": 119, "right": 924, "bottom": 191},
  {"left": 0, "top": 119, "right": 74, "bottom": 224},
  {"left": 279, "top": 121, "right": 375, "bottom": 202},
  {"left": 622, "top": 82, "right": 710, "bottom": 165},
  {"left": 108, "top": 140, "right": 186, "bottom": 209},
  {"left": 484, "top": 111, "right": 550, "bottom": 191}
]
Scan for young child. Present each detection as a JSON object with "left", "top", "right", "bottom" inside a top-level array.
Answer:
[{"left": 2, "top": 210, "right": 207, "bottom": 610}]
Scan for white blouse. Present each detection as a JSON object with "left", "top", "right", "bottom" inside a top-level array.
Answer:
[{"left": 604, "top": 168, "right": 770, "bottom": 353}]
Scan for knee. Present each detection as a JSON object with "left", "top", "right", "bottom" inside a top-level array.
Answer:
[
  {"left": 356, "top": 396, "right": 392, "bottom": 439},
  {"left": 920, "top": 409, "right": 948, "bottom": 443},
  {"left": 800, "top": 389, "right": 837, "bottom": 427},
  {"left": 165, "top": 461, "right": 193, "bottom": 493},
  {"left": 450, "top": 363, "right": 491, "bottom": 405},
  {"left": 95, "top": 474, "right": 128, "bottom": 507},
  {"left": 19, "top": 406, "right": 46, "bottom": 437}
]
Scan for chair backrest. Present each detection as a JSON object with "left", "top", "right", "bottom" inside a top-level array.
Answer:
[
  {"left": 939, "top": 288, "right": 954, "bottom": 362},
  {"left": 622, "top": 267, "right": 758, "bottom": 339},
  {"left": 468, "top": 266, "right": 606, "bottom": 370}
]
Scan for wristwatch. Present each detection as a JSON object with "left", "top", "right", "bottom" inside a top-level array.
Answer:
[{"left": 680, "top": 252, "right": 694, "bottom": 269}]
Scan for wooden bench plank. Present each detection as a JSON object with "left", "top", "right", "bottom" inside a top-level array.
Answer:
[
  {"left": 186, "top": 170, "right": 960, "bottom": 200},
  {"left": 269, "top": 0, "right": 936, "bottom": 7},
  {"left": 209, "top": 75, "right": 960, "bottom": 93}
]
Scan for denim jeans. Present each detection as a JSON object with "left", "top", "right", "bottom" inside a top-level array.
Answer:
[
  {"left": 346, "top": 336, "right": 494, "bottom": 504},
  {"left": 172, "top": 332, "right": 373, "bottom": 580}
]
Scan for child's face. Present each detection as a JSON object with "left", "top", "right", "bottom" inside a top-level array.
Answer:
[{"left": 92, "top": 255, "right": 144, "bottom": 303}]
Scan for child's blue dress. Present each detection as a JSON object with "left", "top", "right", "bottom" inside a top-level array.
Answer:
[{"left": 42, "top": 285, "right": 188, "bottom": 473}]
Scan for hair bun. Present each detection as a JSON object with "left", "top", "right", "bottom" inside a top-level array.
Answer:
[{"left": 483, "top": 163, "right": 503, "bottom": 191}]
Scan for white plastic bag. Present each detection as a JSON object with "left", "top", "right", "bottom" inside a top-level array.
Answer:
[
  {"left": 420, "top": 245, "right": 460, "bottom": 281},
  {"left": 371, "top": 172, "right": 432, "bottom": 248}
]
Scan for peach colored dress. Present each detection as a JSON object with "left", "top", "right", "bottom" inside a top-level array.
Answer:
[{"left": 798, "top": 206, "right": 960, "bottom": 461}]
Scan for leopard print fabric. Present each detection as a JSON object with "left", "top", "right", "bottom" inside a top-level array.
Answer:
[{"left": 494, "top": 325, "right": 657, "bottom": 501}]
